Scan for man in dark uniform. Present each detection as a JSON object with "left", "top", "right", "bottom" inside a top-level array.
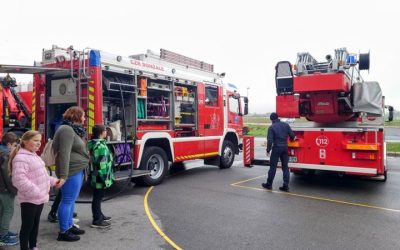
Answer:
[{"left": 262, "top": 112, "right": 295, "bottom": 192}]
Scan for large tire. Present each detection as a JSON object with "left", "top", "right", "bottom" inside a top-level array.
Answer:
[
  {"left": 219, "top": 140, "right": 235, "bottom": 169},
  {"left": 381, "top": 170, "right": 387, "bottom": 182},
  {"left": 135, "top": 146, "right": 168, "bottom": 186}
]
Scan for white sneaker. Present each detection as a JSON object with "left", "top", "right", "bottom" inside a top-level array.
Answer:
[{"left": 73, "top": 218, "right": 80, "bottom": 224}]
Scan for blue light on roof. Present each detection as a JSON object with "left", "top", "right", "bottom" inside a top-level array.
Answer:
[
  {"left": 346, "top": 54, "right": 356, "bottom": 65},
  {"left": 90, "top": 50, "right": 101, "bottom": 66}
]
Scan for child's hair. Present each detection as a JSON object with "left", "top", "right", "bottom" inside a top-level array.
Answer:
[
  {"left": 91, "top": 124, "right": 107, "bottom": 140},
  {"left": 8, "top": 130, "right": 41, "bottom": 176},
  {"left": 1, "top": 132, "right": 18, "bottom": 146}
]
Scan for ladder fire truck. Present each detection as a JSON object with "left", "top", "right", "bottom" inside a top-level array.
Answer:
[
  {"left": 0, "top": 74, "right": 32, "bottom": 138},
  {"left": 0, "top": 45, "right": 248, "bottom": 185},
  {"left": 244, "top": 48, "right": 392, "bottom": 181}
]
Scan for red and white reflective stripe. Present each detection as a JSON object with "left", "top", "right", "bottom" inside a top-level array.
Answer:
[{"left": 244, "top": 138, "right": 252, "bottom": 164}]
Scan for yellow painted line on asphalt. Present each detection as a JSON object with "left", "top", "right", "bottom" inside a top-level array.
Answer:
[
  {"left": 230, "top": 175, "right": 265, "bottom": 186},
  {"left": 144, "top": 187, "right": 183, "bottom": 250},
  {"left": 231, "top": 175, "right": 400, "bottom": 213}
]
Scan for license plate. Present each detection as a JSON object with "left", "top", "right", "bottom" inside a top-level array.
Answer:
[{"left": 289, "top": 156, "right": 297, "bottom": 163}]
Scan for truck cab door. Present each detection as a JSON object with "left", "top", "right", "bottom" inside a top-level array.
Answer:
[
  {"left": 198, "top": 83, "right": 223, "bottom": 155},
  {"left": 203, "top": 84, "right": 223, "bottom": 136},
  {"left": 227, "top": 91, "right": 243, "bottom": 136}
]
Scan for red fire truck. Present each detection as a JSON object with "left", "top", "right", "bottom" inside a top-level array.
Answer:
[
  {"left": 244, "top": 48, "right": 392, "bottom": 181},
  {"left": 0, "top": 45, "right": 248, "bottom": 185},
  {"left": 0, "top": 74, "right": 32, "bottom": 138}
]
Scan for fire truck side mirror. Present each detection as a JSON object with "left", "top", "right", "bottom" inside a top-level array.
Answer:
[
  {"left": 242, "top": 96, "right": 249, "bottom": 115},
  {"left": 387, "top": 105, "right": 394, "bottom": 122}
]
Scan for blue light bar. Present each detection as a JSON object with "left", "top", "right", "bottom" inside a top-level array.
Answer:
[
  {"left": 346, "top": 54, "right": 357, "bottom": 65},
  {"left": 90, "top": 50, "right": 101, "bottom": 67}
]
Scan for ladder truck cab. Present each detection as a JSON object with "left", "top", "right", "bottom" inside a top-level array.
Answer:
[
  {"left": 0, "top": 45, "right": 248, "bottom": 185},
  {"left": 0, "top": 74, "right": 32, "bottom": 137}
]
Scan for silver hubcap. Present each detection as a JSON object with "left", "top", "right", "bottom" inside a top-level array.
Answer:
[
  {"left": 147, "top": 154, "right": 164, "bottom": 179},
  {"left": 223, "top": 146, "right": 233, "bottom": 164}
]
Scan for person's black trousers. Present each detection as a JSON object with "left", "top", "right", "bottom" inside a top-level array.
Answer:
[
  {"left": 49, "top": 190, "right": 62, "bottom": 215},
  {"left": 20, "top": 202, "right": 44, "bottom": 250},
  {"left": 91, "top": 188, "right": 105, "bottom": 223},
  {"left": 267, "top": 146, "right": 290, "bottom": 187}
]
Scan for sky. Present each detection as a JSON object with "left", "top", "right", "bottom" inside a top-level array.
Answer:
[{"left": 1, "top": 0, "right": 399, "bottom": 114}]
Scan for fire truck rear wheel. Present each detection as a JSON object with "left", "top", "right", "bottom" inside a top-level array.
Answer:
[
  {"left": 136, "top": 146, "right": 168, "bottom": 186},
  {"left": 382, "top": 170, "right": 387, "bottom": 182},
  {"left": 219, "top": 140, "right": 235, "bottom": 169}
]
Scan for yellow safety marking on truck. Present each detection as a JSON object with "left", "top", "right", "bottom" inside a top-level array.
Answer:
[
  {"left": 144, "top": 187, "right": 183, "bottom": 250},
  {"left": 87, "top": 81, "right": 95, "bottom": 134},
  {"left": 175, "top": 151, "right": 218, "bottom": 161},
  {"left": 204, "top": 151, "right": 219, "bottom": 157},
  {"left": 88, "top": 120, "right": 94, "bottom": 133},
  {"left": 231, "top": 175, "right": 400, "bottom": 213},
  {"left": 344, "top": 143, "right": 379, "bottom": 151},
  {"left": 31, "top": 90, "right": 36, "bottom": 130},
  {"left": 288, "top": 141, "right": 301, "bottom": 147},
  {"left": 88, "top": 110, "right": 94, "bottom": 119}
]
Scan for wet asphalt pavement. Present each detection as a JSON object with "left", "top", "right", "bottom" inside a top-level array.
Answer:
[
  {"left": 6, "top": 144, "right": 400, "bottom": 250},
  {"left": 148, "top": 156, "right": 400, "bottom": 250}
]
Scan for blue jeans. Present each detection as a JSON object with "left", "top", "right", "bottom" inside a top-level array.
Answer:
[
  {"left": 267, "top": 146, "right": 290, "bottom": 187},
  {"left": 58, "top": 170, "right": 83, "bottom": 232}
]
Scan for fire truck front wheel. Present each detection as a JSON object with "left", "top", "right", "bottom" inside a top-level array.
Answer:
[
  {"left": 137, "top": 146, "right": 168, "bottom": 186},
  {"left": 219, "top": 140, "right": 235, "bottom": 169}
]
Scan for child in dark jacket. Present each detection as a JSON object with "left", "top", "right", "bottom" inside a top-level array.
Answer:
[
  {"left": 87, "top": 125, "right": 114, "bottom": 228},
  {"left": 0, "top": 132, "right": 19, "bottom": 246}
]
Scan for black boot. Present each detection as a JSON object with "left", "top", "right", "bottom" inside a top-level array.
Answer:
[
  {"left": 261, "top": 183, "right": 272, "bottom": 190},
  {"left": 57, "top": 231, "right": 80, "bottom": 242},
  {"left": 47, "top": 212, "right": 57, "bottom": 223},
  {"left": 69, "top": 225, "right": 85, "bottom": 235},
  {"left": 91, "top": 220, "right": 111, "bottom": 229},
  {"left": 101, "top": 214, "right": 112, "bottom": 222},
  {"left": 279, "top": 186, "right": 289, "bottom": 192}
]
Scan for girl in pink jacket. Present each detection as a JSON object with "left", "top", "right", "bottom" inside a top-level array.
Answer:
[{"left": 10, "top": 130, "right": 61, "bottom": 250}]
